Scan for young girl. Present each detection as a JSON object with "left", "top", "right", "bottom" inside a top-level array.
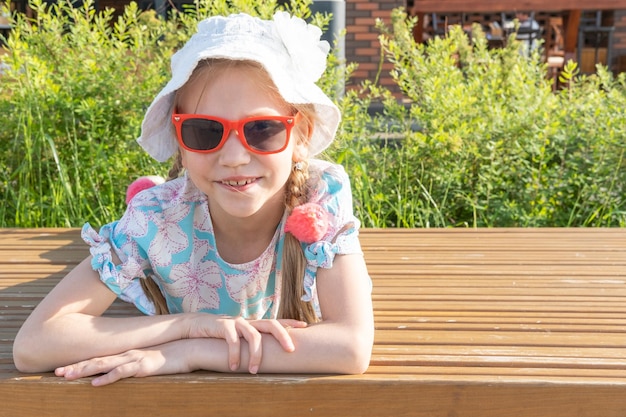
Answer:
[{"left": 13, "top": 11, "right": 374, "bottom": 386}]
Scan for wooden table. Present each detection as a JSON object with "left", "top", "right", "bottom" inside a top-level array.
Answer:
[
  {"left": 410, "top": 0, "right": 626, "bottom": 59},
  {"left": 2, "top": 228, "right": 626, "bottom": 416}
]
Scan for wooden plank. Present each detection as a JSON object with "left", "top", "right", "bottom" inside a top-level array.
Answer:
[
  {"left": 370, "top": 344, "right": 626, "bottom": 359},
  {"left": 1, "top": 228, "right": 626, "bottom": 417},
  {"left": 3, "top": 374, "right": 626, "bottom": 417}
]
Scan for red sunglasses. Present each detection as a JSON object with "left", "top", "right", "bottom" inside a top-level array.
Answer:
[{"left": 172, "top": 112, "right": 301, "bottom": 155}]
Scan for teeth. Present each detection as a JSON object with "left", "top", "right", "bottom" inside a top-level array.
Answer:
[{"left": 222, "top": 178, "right": 254, "bottom": 186}]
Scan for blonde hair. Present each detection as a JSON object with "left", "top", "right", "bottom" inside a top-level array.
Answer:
[{"left": 140, "top": 58, "right": 319, "bottom": 323}]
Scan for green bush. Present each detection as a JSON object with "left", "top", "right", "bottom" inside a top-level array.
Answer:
[
  {"left": 328, "top": 9, "right": 626, "bottom": 227},
  {"left": 1, "top": 4, "right": 624, "bottom": 228},
  {"left": 0, "top": 0, "right": 334, "bottom": 227},
  {"left": 1, "top": 0, "right": 171, "bottom": 226}
]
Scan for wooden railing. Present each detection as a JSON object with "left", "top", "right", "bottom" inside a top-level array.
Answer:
[
  {"left": 409, "top": 0, "right": 626, "bottom": 12},
  {"left": 410, "top": 0, "right": 626, "bottom": 60},
  {"left": 2, "top": 228, "right": 626, "bottom": 416}
]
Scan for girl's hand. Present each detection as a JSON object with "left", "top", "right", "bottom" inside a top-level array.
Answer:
[
  {"left": 55, "top": 318, "right": 308, "bottom": 386},
  {"left": 55, "top": 341, "right": 193, "bottom": 386},
  {"left": 188, "top": 315, "right": 307, "bottom": 374}
]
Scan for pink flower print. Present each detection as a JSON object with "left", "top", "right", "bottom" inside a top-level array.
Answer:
[
  {"left": 117, "top": 240, "right": 147, "bottom": 280},
  {"left": 131, "top": 194, "right": 158, "bottom": 209},
  {"left": 190, "top": 236, "right": 214, "bottom": 265},
  {"left": 225, "top": 271, "right": 263, "bottom": 305},
  {"left": 225, "top": 255, "right": 273, "bottom": 303},
  {"left": 148, "top": 206, "right": 191, "bottom": 267},
  {"left": 118, "top": 257, "right": 146, "bottom": 286},
  {"left": 274, "top": 269, "right": 283, "bottom": 300},
  {"left": 119, "top": 238, "right": 141, "bottom": 262},
  {"left": 166, "top": 259, "right": 222, "bottom": 312},
  {"left": 193, "top": 203, "right": 212, "bottom": 234},
  {"left": 157, "top": 180, "right": 183, "bottom": 204},
  {"left": 118, "top": 206, "right": 150, "bottom": 239}
]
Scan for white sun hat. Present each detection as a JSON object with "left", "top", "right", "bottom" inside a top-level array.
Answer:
[{"left": 137, "top": 11, "right": 341, "bottom": 162}]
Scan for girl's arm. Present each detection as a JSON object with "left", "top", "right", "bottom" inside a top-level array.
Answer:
[
  {"left": 13, "top": 257, "right": 299, "bottom": 373},
  {"left": 251, "top": 251, "right": 374, "bottom": 373},
  {"left": 199, "top": 251, "right": 375, "bottom": 374},
  {"left": 187, "top": 252, "right": 373, "bottom": 374},
  {"left": 49, "top": 252, "right": 374, "bottom": 385}
]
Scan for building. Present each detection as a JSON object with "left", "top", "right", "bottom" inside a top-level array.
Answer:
[
  {"left": 19, "top": 0, "right": 624, "bottom": 90},
  {"left": 344, "top": 1, "right": 626, "bottom": 92}
]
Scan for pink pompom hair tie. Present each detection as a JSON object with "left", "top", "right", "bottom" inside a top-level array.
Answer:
[
  {"left": 285, "top": 203, "right": 330, "bottom": 244},
  {"left": 125, "top": 175, "right": 165, "bottom": 204}
]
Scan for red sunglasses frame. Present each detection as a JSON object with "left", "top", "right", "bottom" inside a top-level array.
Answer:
[{"left": 171, "top": 112, "right": 301, "bottom": 155}]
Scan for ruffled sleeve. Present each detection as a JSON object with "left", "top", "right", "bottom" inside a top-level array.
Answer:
[
  {"left": 82, "top": 222, "right": 150, "bottom": 297},
  {"left": 80, "top": 176, "right": 204, "bottom": 315},
  {"left": 299, "top": 160, "right": 364, "bottom": 302},
  {"left": 80, "top": 183, "right": 163, "bottom": 314}
]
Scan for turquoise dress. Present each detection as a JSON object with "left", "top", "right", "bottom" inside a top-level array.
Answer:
[{"left": 82, "top": 159, "right": 364, "bottom": 318}]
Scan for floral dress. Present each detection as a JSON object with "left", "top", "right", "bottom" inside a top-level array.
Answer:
[{"left": 82, "top": 159, "right": 363, "bottom": 318}]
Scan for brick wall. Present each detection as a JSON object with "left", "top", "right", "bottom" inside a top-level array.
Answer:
[{"left": 344, "top": 0, "right": 404, "bottom": 93}]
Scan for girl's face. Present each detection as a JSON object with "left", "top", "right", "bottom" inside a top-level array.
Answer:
[{"left": 177, "top": 66, "right": 306, "bottom": 224}]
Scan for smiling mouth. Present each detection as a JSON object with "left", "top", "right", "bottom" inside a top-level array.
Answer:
[{"left": 220, "top": 178, "right": 255, "bottom": 187}]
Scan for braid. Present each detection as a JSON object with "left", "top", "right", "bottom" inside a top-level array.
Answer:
[
  {"left": 167, "top": 151, "right": 184, "bottom": 180},
  {"left": 285, "top": 161, "right": 309, "bottom": 209},
  {"left": 278, "top": 160, "right": 319, "bottom": 323},
  {"left": 138, "top": 151, "right": 184, "bottom": 315}
]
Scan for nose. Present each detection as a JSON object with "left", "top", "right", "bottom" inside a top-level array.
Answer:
[{"left": 218, "top": 128, "right": 251, "bottom": 166}]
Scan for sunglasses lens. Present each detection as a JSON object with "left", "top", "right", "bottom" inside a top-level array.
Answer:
[
  {"left": 181, "top": 119, "right": 224, "bottom": 151},
  {"left": 243, "top": 120, "right": 288, "bottom": 152}
]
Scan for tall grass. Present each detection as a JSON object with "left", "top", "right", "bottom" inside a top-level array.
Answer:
[
  {"left": 1, "top": 3, "right": 625, "bottom": 228},
  {"left": 1, "top": 0, "right": 172, "bottom": 226}
]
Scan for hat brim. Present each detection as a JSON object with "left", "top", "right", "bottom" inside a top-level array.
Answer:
[{"left": 137, "top": 14, "right": 340, "bottom": 162}]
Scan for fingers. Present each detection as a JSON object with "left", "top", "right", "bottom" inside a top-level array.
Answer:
[
  {"left": 217, "top": 317, "right": 243, "bottom": 372},
  {"left": 55, "top": 352, "right": 143, "bottom": 386},
  {"left": 216, "top": 316, "right": 262, "bottom": 374},
  {"left": 231, "top": 317, "right": 262, "bottom": 374},
  {"left": 91, "top": 363, "right": 138, "bottom": 386},
  {"left": 278, "top": 319, "right": 309, "bottom": 330},
  {"left": 170, "top": 314, "right": 268, "bottom": 375},
  {"left": 224, "top": 317, "right": 306, "bottom": 374},
  {"left": 250, "top": 319, "right": 308, "bottom": 353},
  {"left": 55, "top": 358, "right": 116, "bottom": 380}
]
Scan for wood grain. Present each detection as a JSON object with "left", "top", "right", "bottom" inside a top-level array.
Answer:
[{"left": 1, "top": 228, "right": 626, "bottom": 416}]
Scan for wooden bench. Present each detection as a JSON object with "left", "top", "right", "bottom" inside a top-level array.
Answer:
[{"left": 1, "top": 228, "right": 626, "bottom": 416}]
